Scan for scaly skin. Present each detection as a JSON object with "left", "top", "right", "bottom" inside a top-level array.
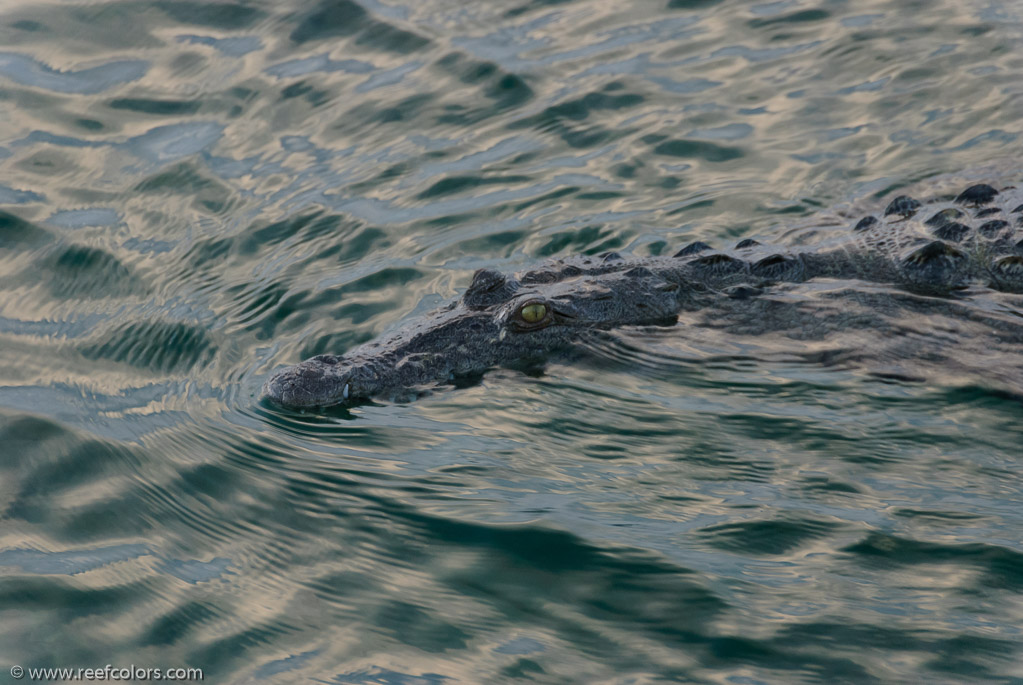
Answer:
[{"left": 263, "top": 181, "right": 1023, "bottom": 408}]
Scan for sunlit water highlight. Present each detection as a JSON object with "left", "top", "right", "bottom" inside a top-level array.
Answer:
[{"left": 1, "top": 0, "right": 1022, "bottom": 682}]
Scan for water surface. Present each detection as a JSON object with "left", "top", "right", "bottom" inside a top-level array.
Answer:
[{"left": 1, "top": 0, "right": 1022, "bottom": 682}]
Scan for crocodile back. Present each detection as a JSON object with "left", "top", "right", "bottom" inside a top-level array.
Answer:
[
  {"left": 810, "top": 183, "right": 1023, "bottom": 292},
  {"left": 501, "top": 181, "right": 1023, "bottom": 298}
]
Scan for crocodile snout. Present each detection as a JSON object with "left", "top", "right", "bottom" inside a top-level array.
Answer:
[{"left": 262, "top": 357, "right": 351, "bottom": 408}]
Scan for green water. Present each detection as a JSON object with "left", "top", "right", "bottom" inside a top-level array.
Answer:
[{"left": 1, "top": 0, "right": 1022, "bottom": 683}]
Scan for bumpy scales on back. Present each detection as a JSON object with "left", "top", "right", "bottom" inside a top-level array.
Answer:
[{"left": 263, "top": 181, "right": 1023, "bottom": 408}]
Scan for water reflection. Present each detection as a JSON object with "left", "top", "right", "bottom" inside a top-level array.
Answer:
[{"left": 0, "top": 0, "right": 1022, "bottom": 681}]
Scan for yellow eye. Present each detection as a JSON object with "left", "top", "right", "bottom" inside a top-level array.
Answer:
[{"left": 519, "top": 303, "right": 547, "bottom": 323}]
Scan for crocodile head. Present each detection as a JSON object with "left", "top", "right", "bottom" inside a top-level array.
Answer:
[{"left": 262, "top": 262, "right": 686, "bottom": 408}]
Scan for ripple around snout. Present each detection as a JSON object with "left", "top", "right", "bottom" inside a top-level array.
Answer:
[{"left": 261, "top": 359, "right": 348, "bottom": 409}]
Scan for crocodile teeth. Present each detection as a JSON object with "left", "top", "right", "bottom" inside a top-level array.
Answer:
[{"left": 343, "top": 383, "right": 350, "bottom": 400}]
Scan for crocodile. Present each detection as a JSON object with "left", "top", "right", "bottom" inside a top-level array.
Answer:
[{"left": 262, "top": 180, "right": 1023, "bottom": 408}]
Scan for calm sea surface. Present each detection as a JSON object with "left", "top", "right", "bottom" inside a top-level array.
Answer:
[{"left": 1, "top": 0, "right": 1022, "bottom": 683}]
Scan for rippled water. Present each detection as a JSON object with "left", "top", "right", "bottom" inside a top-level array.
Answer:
[{"left": 1, "top": 0, "right": 1022, "bottom": 682}]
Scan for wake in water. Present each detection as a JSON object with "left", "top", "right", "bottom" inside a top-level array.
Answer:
[{"left": 573, "top": 280, "right": 1023, "bottom": 399}]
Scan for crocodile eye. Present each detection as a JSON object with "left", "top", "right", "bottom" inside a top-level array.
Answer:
[{"left": 518, "top": 303, "right": 547, "bottom": 323}]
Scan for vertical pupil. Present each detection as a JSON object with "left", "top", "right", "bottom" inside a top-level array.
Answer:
[{"left": 521, "top": 304, "right": 545, "bottom": 322}]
